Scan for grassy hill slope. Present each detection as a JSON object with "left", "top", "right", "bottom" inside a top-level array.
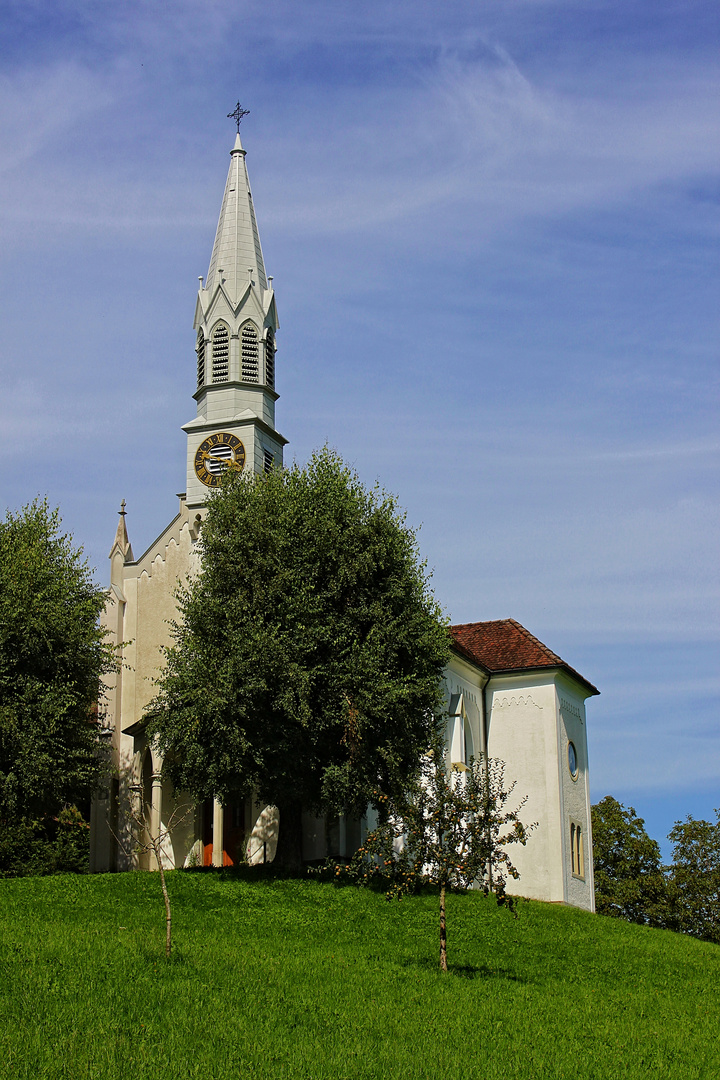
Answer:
[{"left": 0, "top": 870, "right": 717, "bottom": 1079}]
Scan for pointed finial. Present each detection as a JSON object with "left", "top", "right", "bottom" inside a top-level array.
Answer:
[
  {"left": 227, "top": 102, "right": 249, "bottom": 134},
  {"left": 110, "top": 498, "right": 133, "bottom": 561}
]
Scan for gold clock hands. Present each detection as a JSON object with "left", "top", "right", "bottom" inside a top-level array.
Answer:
[
  {"left": 199, "top": 449, "right": 229, "bottom": 463},
  {"left": 198, "top": 449, "right": 242, "bottom": 469}
]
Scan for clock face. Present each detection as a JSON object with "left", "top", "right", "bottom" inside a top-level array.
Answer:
[{"left": 194, "top": 432, "right": 246, "bottom": 487}]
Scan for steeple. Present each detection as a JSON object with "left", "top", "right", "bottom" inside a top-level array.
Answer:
[
  {"left": 109, "top": 500, "right": 133, "bottom": 561},
  {"left": 183, "top": 129, "right": 286, "bottom": 509},
  {"left": 108, "top": 500, "right": 133, "bottom": 596},
  {"left": 206, "top": 133, "right": 268, "bottom": 300}
]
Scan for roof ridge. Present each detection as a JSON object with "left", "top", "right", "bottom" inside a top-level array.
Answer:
[
  {"left": 507, "top": 618, "right": 564, "bottom": 665},
  {"left": 450, "top": 618, "right": 512, "bottom": 630}
]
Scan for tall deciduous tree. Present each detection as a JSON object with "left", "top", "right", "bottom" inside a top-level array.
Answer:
[
  {"left": 148, "top": 449, "right": 450, "bottom": 868},
  {"left": 0, "top": 500, "right": 114, "bottom": 823},
  {"left": 667, "top": 810, "right": 720, "bottom": 944},
  {"left": 591, "top": 796, "right": 669, "bottom": 926}
]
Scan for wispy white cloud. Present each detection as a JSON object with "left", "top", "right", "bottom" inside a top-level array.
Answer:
[
  {"left": 261, "top": 53, "right": 720, "bottom": 238},
  {"left": 1, "top": 27, "right": 718, "bottom": 243}
]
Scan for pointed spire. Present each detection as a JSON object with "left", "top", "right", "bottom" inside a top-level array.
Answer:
[
  {"left": 109, "top": 499, "right": 133, "bottom": 561},
  {"left": 205, "top": 135, "right": 267, "bottom": 302}
]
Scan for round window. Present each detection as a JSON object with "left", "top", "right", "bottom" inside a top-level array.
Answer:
[{"left": 568, "top": 741, "right": 578, "bottom": 779}]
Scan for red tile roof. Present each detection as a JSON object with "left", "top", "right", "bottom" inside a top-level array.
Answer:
[{"left": 450, "top": 619, "right": 599, "bottom": 696}]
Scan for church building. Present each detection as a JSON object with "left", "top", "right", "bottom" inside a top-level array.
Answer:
[{"left": 90, "top": 129, "right": 599, "bottom": 912}]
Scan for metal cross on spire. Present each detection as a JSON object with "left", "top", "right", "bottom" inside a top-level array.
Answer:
[{"left": 227, "top": 102, "right": 250, "bottom": 133}]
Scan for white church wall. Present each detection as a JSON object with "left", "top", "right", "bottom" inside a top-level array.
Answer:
[
  {"left": 486, "top": 674, "right": 565, "bottom": 903},
  {"left": 556, "top": 678, "right": 595, "bottom": 912}
]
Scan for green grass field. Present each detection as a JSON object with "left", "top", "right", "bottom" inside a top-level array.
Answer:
[{"left": 0, "top": 869, "right": 718, "bottom": 1079}]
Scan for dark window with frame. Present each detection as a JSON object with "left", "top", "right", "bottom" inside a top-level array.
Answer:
[{"left": 570, "top": 821, "right": 584, "bottom": 878}]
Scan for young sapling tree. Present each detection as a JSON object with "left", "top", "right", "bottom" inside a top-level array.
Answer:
[
  {"left": 113, "top": 795, "right": 193, "bottom": 958},
  {"left": 341, "top": 737, "right": 536, "bottom": 971}
]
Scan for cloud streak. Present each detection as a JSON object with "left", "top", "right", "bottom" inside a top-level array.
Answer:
[{"left": 1, "top": 35, "right": 717, "bottom": 248}]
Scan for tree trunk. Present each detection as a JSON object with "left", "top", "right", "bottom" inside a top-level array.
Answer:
[
  {"left": 153, "top": 838, "right": 172, "bottom": 958},
  {"left": 439, "top": 881, "right": 448, "bottom": 971},
  {"left": 274, "top": 799, "right": 304, "bottom": 873}
]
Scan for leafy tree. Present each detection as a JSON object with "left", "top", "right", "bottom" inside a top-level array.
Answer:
[
  {"left": 667, "top": 810, "right": 720, "bottom": 944},
  {"left": 337, "top": 737, "right": 535, "bottom": 971},
  {"left": 0, "top": 806, "right": 90, "bottom": 878},
  {"left": 148, "top": 449, "right": 450, "bottom": 868},
  {"left": 0, "top": 500, "right": 114, "bottom": 826},
  {"left": 591, "top": 796, "right": 669, "bottom": 926}
]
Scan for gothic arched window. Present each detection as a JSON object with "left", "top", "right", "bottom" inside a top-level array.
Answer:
[
  {"left": 211, "top": 324, "right": 229, "bottom": 383},
  {"left": 241, "top": 324, "right": 259, "bottom": 382},
  {"left": 265, "top": 328, "right": 275, "bottom": 388},
  {"left": 196, "top": 329, "right": 206, "bottom": 388}
]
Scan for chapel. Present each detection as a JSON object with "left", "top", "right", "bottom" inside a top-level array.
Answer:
[{"left": 90, "top": 129, "right": 599, "bottom": 912}]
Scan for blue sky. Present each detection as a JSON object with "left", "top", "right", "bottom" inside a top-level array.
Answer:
[{"left": 1, "top": 0, "right": 718, "bottom": 857}]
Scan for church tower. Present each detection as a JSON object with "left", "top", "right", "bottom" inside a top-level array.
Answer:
[{"left": 183, "top": 132, "right": 286, "bottom": 507}]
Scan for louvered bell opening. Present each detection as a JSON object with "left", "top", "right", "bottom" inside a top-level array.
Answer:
[
  {"left": 241, "top": 325, "right": 259, "bottom": 382},
  {"left": 196, "top": 331, "right": 205, "bottom": 388},
  {"left": 265, "top": 329, "right": 275, "bottom": 389},
  {"left": 212, "top": 325, "right": 230, "bottom": 383},
  {"left": 263, "top": 449, "right": 274, "bottom": 473}
]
